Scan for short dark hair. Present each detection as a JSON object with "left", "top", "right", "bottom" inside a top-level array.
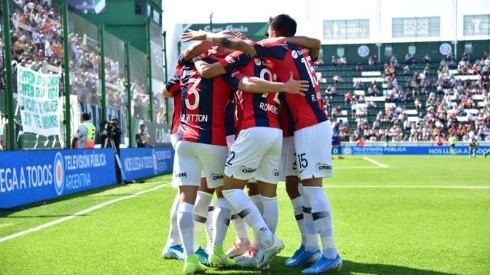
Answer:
[
  {"left": 268, "top": 14, "right": 297, "bottom": 37},
  {"left": 81, "top": 112, "right": 90, "bottom": 121}
]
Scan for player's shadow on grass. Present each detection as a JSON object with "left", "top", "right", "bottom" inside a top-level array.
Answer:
[
  {"left": 337, "top": 259, "right": 457, "bottom": 274},
  {"left": 201, "top": 256, "right": 456, "bottom": 275}
]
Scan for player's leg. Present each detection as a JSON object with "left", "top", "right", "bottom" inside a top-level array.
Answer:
[
  {"left": 225, "top": 132, "right": 251, "bottom": 258},
  {"left": 198, "top": 143, "right": 235, "bottom": 267},
  {"left": 286, "top": 178, "right": 322, "bottom": 267},
  {"left": 173, "top": 141, "right": 207, "bottom": 274},
  {"left": 232, "top": 181, "right": 261, "bottom": 263},
  {"left": 162, "top": 189, "right": 184, "bottom": 260},
  {"left": 222, "top": 128, "right": 283, "bottom": 268},
  {"left": 209, "top": 186, "right": 236, "bottom": 266},
  {"left": 226, "top": 182, "right": 253, "bottom": 258},
  {"left": 162, "top": 132, "right": 185, "bottom": 260},
  {"left": 205, "top": 204, "right": 214, "bottom": 254},
  {"left": 295, "top": 122, "right": 343, "bottom": 274},
  {"left": 282, "top": 136, "right": 320, "bottom": 266},
  {"left": 193, "top": 177, "right": 214, "bottom": 265}
]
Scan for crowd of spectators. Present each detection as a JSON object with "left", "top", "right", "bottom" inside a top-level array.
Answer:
[
  {"left": 1, "top": 0, "right": 161, "bottom": 120},
  {"left": 322, "top": 52, "right": 490, "bottom": 144}
]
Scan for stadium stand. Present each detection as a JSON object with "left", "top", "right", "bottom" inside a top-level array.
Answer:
[{"left": 315, "top": 52, "right": 490, "bottom": 143}]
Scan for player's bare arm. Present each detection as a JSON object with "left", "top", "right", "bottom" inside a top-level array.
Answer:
[
  {"left": 284, "top": 36, "right": 321, "bottom": 59},
  {"left": 192, "top": 57, "right": 226, "bottom": 78},
  {"left": 162, "top": 86, "right": 173, "bottom": 98},
  {"left": 181, "top": 30, "right": 256, "bottom": 56},
  {"left": 181, "top": 40, "right": 213, "bottom": 61},
  {"left": 239, "top": 72, "right": 308, "bottom": 95}
]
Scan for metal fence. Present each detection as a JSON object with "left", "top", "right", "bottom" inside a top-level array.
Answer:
[{"left": 0, "top": 0, "right": 168, "bottom": 150}]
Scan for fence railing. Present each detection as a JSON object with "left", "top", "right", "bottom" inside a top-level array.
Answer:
[{"left": 0, "top": 1, "right": 169, "bottom": 151}]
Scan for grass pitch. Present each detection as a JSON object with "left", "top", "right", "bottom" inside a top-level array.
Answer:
[{"left": 1, "top": 156, "right": 489, "bottom": 274}]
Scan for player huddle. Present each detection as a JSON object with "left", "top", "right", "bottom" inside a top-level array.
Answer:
[{"left": 161, "top": 14, "right": 343, "bottom": 275}]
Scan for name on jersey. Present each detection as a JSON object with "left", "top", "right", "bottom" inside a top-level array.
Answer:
[
  {"left": 181, "top": 113, "right": 209, "bottom": 122},
  {"left": 259, "top": 102, "right": 279, "bottom": 114},
  {"left": 292, "top": 48, "right": 309, "bottom": 59}
]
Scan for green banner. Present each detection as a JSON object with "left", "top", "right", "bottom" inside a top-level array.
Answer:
[
  {"left": 183, "top": 22, "right": 268, "bottom": 41},
  {"left": 17, "top": 66, "right": 61, "bottom": 136}
]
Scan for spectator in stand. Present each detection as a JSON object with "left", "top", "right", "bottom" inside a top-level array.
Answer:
[
  {"left": 332, "top": 75, "right": 343, "bottom": 84},
  {"left": 337, "top": 56, "right": 347, "bottom": 66},
  {"left": 325, "top": 85, "right": 336, "bottom": 99},
  {"left": 405, "top": 52, "right": 416, "bottom": 65},
  {"left": 331, "top": 55, "right": 337, "bottom": 66},
  {"left": 330, "top": 105, "right": 341, "bottom": 120},
  {"left": 368, "top": 55, "right": 377, "bottom": 66},
  {"left": 344, "top": 92, "right": 353, "bottom": 105},
  {"left": 355, "top": 62, "right": 363, "bottom": 72},
  {"left": 135, "top": 123, "right": 153, "bottom": 148},
  {"left": 390, "top": 55, "right": 399, "bottom": 68},
  {"left": 354, "top": 80, "right": 364, "bottom": 90}
]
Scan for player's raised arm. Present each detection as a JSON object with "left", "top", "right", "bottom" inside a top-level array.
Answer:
[
  {"left": 181, "top": 30, "right": 256, "bottom": 57},
  {"left": 181, "top": 40, "right": 213, "bottom": 61},
  {"left": 283, "top": 36, "right": 321, "bottom": 59}
]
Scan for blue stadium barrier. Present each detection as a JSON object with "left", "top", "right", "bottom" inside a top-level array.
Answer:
[
  {"left": 334, "top": 145, "right": 490, "bottom": 155},
  {"left": 119, "top": 146, "right": 174, "bottom": 181},
  {"left": 0, "top": 149, "right": 116, "bottom": 209}
]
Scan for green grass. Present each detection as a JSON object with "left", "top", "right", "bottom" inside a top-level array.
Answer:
[{"left": 1, "top": 156, "right": 489, "bottom": 274}]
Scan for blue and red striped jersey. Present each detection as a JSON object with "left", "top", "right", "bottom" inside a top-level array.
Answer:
[
  {"left": 219, "top": 51, "right": 281, "bottom": 132},
  {"left": 278, "top": 93, "right": 295, "bottom": 137},
  {"left": 254, "top": 41, "right": 328, "bottom": 130},
  {"left": 224, "top": 96, "right": 236, "bottom": 136},
  {"left": 177, "top": 55, "right": 233, "bottom": 146},
  {"left": 165, "top": 64, "right": 184, "bottom": 134}
]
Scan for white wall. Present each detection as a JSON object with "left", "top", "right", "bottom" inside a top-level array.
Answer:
[{"left": 162, "top": 0, "right": 490, "bottom": 74}]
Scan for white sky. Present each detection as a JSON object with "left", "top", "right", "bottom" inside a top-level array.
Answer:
[
  {"left": 161, "top": 0, "right": 490, "bottom": 71},
  {"left": 162, "top": 0, "right": 315, "bottom": 34}
]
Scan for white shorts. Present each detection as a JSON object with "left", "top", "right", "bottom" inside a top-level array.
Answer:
[
  {"left": 172, "top": 141, "right": 228, "bottom": 189},
  {"left": 171, "top": 133, "right": 178, "bottom": 148},
  {"left": 294, "top": 120, "right": 333, "bottom": 180},
  {"left": 279, "top": 136, "right": 297, "bottom": 180},
  {"left": 224, "top": 127, "right": 282, "bottom": 184},
  {"left": 226, "top": 134, "right": 236, "bottom": 149}
]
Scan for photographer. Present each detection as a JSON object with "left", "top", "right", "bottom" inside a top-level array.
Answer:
[
  {"left": 101, "top": 118, "right": 121, "bottom": 152},
  {"left": 101, "top": 118, "right": 123, "bottom": 183}
]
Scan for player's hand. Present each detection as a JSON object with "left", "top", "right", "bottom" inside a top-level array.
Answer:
[
  {"left": 181, "top": 29, "right": 207, "bottom": 42},
  {"left": 284, "top": 72, "right": 309, "bottom": 95},
  {"left": 234, "top": 32, "right": 247, "bottom": 40},
  {"left": 219, "top": 29, "right": 236, "bottom": 37}
]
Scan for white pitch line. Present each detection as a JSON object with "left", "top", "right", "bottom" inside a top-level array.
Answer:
[
  {"left": 363, "top": 157, "right": 388, "bottom": 168},
  {"left": 0, "top": 184, "right": 168, "bottom": 244},
  {"left": 335, "top": 166, "right": 385, "bottom": 169},
  {"left": 323, "top": 185, "right": 490, "bottom": 189}
]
